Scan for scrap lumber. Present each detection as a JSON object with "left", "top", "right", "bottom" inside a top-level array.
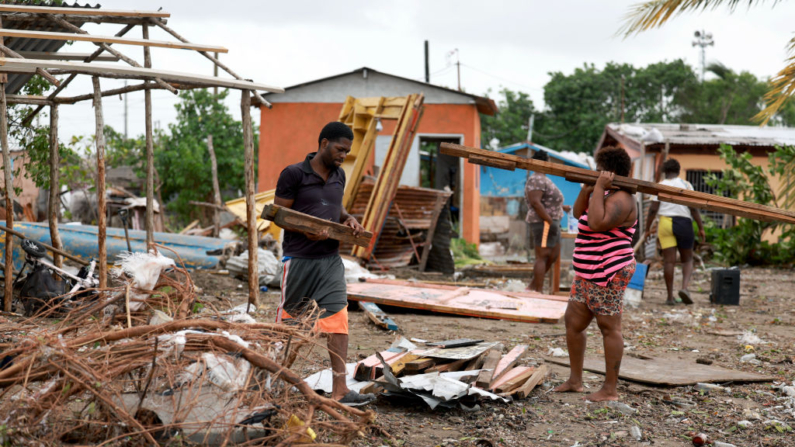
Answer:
[
  {"left": 426, "top": 358, "right": 469, "bottom": 374},
  {"left": 0, "top": 29, "right": 226, "bottom": 53},
  {"left": 261, "top": 204, "right": 373, "bottom": 247},
  {"left": 513, "top": 364, "right": 550, "bottom": 398},
  {"left": 440, "top": 142, "right": 795, "bottom": 224},
  {"left": 1, "top": 83, "right": 11, "bottom": 312},
  {"left": 492, "top": 366, "right": 535, "bottom": 393},
  {"left": 359, "top": 301, "right": 398, "bottom": 331},
  {"left": 489, "top": 345, "right": 528, "bottom": 386},
  {"left": 353, "top": 94, "right": 425, "bottom": 259},
  {"left": 475, "top": 349, "right": 502, "bottom": 389},
  {"left": 419, "top": 193, "right": 448, "bottom": 272},
  {"left": 465, "top": 352, "right": 488, "bottom": 371},
  {"left": 389, "top": 353, "right": 422, "bottom": 376},
  {"left": 403, "top": 357, "right": 435, "bottom": 373}
]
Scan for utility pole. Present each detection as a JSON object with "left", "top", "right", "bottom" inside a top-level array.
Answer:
[
  {"left": 123, "top": 80, "right": 128, "bottom": 138},
  {"left": 692, "top": 30, "right": 714, "bottom": 82},
  {"left": 424, "top": 40, "right": 430, "bottom": 83},
  {"left": 447, "top": 48, "right": 460, "bottom": 91},
  {"left": 527, "top": 114, "right": 534, "bottom": 142}
]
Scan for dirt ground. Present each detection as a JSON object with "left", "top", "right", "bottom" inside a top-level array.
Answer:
[{"left": 192, "top": 264, "right": 795, "bottom": 447}]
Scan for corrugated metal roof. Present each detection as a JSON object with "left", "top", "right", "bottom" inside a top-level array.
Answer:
[
  {"left": 498, "top": 142, "right": 591, "bottom": 169},
  {"left": 2, "top": 2, "right": 100, "bottom": 94},
  {"left": 607, "top": 122, "right": 795, "bottom": 148}
]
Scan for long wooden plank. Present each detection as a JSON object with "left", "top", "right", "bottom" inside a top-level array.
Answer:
[
  {"left": 262, "top": 204, "right": 372, "bottom": 247},
  {"left": 0, "top": 58, "right": 283, "bottom": 93},
  {"left": 489, "top": 345, "right": 527, "bottom": 386},
  {"left": 0, "top": 29, "right": 225, "bottom": 53},
  {"left": 513, "top": 364, "right": 550, "bottom": 398},
  {"left": 362, "top": 278, "right": 569, "bottom": 303},
  {"left": 0, "top": 4, "right": 170, "bottom": 17},
  {"left": 17, "top": 51, "right": 119, "bottom": 61},
  {"left": 544, "top": 356, "right": 774, "bottom": 386},
  {"left": 475, "top": 349, "right": 502, "bottom": 388},
  {"left": 440, "top": 142, "right": 795, "bottom": 224},
  {"left": 491, "top": 366, "right": 534, "bottom": 392}
]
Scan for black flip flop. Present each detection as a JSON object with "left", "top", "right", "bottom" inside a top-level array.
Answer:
[
  {"left": 678, "top": 289, "right": 693, "bottom": 305},
  {"left": 338, "top": 390, "right": 376, "bottom": 407}
]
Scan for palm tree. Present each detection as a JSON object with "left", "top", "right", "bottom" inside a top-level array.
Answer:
[{"left": 619, "top": 0, "right": 787, "bottom": 125}]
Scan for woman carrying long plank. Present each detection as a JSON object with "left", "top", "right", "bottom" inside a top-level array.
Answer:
[{"left": 553, "top": 146, "right": 637, "bottom": 402}]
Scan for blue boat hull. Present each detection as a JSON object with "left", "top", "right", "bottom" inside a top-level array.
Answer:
[{"left": 0, "top": 223, "right": 229, "bottom": 271}]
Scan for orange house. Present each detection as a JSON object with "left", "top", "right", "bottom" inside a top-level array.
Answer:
[{"left": 258, "top": 67, "right": 498, "bottom": 244}]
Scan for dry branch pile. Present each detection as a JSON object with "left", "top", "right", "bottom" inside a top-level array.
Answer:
[{"left": 0, "top": 262, "right": 375, "bottom": 446}]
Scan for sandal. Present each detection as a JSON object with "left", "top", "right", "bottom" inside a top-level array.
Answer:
[
  {"left": 678, "top": 289, "right": 693, "bottom": 305},
  {"left": 338, "top": 390, "right": 376, "bottom": 407}
]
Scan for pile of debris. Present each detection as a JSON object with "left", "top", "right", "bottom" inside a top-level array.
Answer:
[
  {"left": 0, "top": 253, "right": 376, "bottom": 446},
  {"left": 307, "top": 337, "right": 549, "bottom": 411}
]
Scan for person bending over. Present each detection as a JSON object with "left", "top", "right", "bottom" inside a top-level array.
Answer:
[{"left": 553, "top": 146, "right": 637, "bottom": 402}]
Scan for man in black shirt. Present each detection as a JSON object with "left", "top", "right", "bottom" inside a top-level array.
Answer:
[{"left": 274, "top": 121, "right": 374, "bottom": 405}]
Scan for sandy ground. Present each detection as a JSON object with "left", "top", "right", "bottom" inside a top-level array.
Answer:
[{"left": 192, "top": 265, "right": 795, "bottom": 447}]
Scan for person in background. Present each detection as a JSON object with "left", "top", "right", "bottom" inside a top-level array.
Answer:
[
  {"left": 643, "top": 158, "right": 705, "bottom": 305},
  {"left": 554, "top": 146, "right": 637, "bottom": 402},
  {"left": 524, "top": 150, "right": 571, "bottom": 292}
]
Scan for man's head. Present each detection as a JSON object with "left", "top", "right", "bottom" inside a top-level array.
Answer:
[
  {"left": 595, "top": 146, "right": 631, "bottom": 177},
  {"left": 317, "top": 122, "right": 354, "bottom": 169},
  {"left": 531, "top": 150, "right": 549, "bottom": 162},
  {"left": 661, "top": 158, "right": 681, "bottom": 179}
]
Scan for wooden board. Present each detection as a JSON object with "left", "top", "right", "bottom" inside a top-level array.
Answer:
[
  {"left": 426, "top": 358, "right": 469, "bottom": 373},
  {"left": 544, "top": 356, "right": 775, "bottom": 386},
  {"left": 440, "top": 142, "right": 795, "bottom": 225},
  {"left": 404, "top": 357, "right": 435, "bottom": 372},
  {"left": 513, "top": 365, "right": 550, "bottom": 398},
  {"left": 0, "top": 58, "right": 283, "bottom": 93},
  {"left": 490, "top": 345, "right": 527, "bottom": 385},
  {"left": 359, "top": 301, "right": 398, "bottom": 331},
  {"left": 0, "top": 4, "right": 171, "bottom": 17},
  {"left": 491, "top": 366, "right": 535, "bottom": 392},
  {"left": 475, "top": 349, "right": 502, "bottom": 389},
  {"left": 347, "top": 280, "right": 567, "bottom": 324},
  {"left": 390, "top": 353, "right": 422, "bottom": 376},
  {"left": 0, "top": 29, "right": 226, "bottom": 53},
  {"left": 261, "top": 204, "right": 372, "bottom": 247}
]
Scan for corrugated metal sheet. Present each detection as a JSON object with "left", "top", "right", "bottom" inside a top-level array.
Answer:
[
  {"left": 608, "top": 122, "right": 795, "bottom": 148},
  {"left": 2, "top": 2, "right": 100, "bottom": 94}
]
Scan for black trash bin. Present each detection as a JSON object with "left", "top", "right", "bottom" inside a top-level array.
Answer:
[{"left": 710, "top": 269, "right": 741, "bottom": 305}]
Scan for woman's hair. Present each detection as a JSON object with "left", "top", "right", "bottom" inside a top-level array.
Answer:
[
  {"left": 661, "top": 158, "right": 681, "bottom": 176},
  {"left": 531, "top": 150, "right": 549, "bottom": 162},
  {"left": 595, "top": 146, "right": 631, "bottom": 177}
]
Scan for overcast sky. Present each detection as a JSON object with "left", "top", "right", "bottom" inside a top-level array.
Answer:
[{"left": 45, "top": 0, "right": 795, "bottom": 144}]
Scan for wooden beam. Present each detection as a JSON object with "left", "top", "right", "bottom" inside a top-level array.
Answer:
[
  {"left": 389, "top": 353, "right": 421, "bottom": 376},
  {"left": 0, "top": 45, "right": 60, "bottom": 86},
  {"left": 56, "top": 81, "right": 157, "bottom": 104},
  {"left": 143, "top": 23, "right": 155, "bottom": 249},
  {"left": 440, "top": 142, "right": 795, "bottom": 225},
  {"left": 419, "top": 194, "right": 446, "bottom": 272},
  {"left": 0, "top": 29, "right": 226, "bottom": 53},
  {"left": 0, "top": 4, "right": 171, "bottom": 18},
  {"left": 475, "top": 349, "right": 502, "bottom": 389},
  {"left": 1, "top": 83, "right": 12, "bottom": 312},
  {"left": 359, "top": 301, "right": 398, "bottom": 331},
  {"left": 262, "top": 204, "right": 374, "bottom": 247},
  {"left": 513, "top": 364, "right": 550, "bottom": 399},
  {"left": 5, "top": 94, "right": 51, "bottom": 105},
  {"left": 92, "top": 76, "right": 107, "bottom": 288},
  {"left": 489, "top": 344, "right": 528, "bottom": 387},
  {"left": 17, "top": 51, "right": 119, "bottom": 61},
  {"left": 403, "top": 357, "right": 435, "bottom": 373},
  {"left": 207, "top": 135, "right": 221, "bottom": 238},
  {"left": 492, "top": 366, "right": 535, "bottom": 393},
  {"left": 49, "top": 103, "right": 62, "bottom": 268},
  {"left": 242, "top": 90, "right": 258, "bottom": 310},
  {"left": 0, "top": 58, "right": 284, "bottom": 93}
]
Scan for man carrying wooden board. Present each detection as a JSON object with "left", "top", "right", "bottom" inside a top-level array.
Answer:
[{"left": 274, "top": 121, "right": 374, "bottom": 406}]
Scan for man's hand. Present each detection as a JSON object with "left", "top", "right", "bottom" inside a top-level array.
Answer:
[
  {"left": 344, "top": 216, "right": 365, "bottom": 237},
  {"left": 698, "top": 227, "right": 706, "bottom": 243},
  {"left": 305, "top": 229, "right": 330, "bottom": 241},
  {"left": 595, "top": 171, "right": 614, "bottom": 190},
  {"left": 562, "top": 205, "right": 572, "bottom": 213}
]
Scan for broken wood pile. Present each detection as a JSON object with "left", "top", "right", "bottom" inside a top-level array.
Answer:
[
  {"left": 0, "top": 265, "right": 375, "bottom": 445},
  {"left": 440, "top": 142, "right": 795, "bottom": 224},
  {"left": 346, "top": 338, "right": 550, "bottom": 409},
  {"left": 342, "top": 181, "right": 452, "bottom": 268}
]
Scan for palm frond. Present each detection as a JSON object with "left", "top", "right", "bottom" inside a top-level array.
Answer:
[
  {"left": 753, "top": 37, "right": 795, "bottom": 125},
  {"left": 619, "top": 0, "right": 777, "bottom": 37},
  {"left": 707, "top": 61, "right": 732, "bottom": 79}
]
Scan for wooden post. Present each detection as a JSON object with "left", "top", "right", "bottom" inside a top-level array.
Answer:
[
  {"left": 207, "top": 134, "right": 221, "bottom": 238},
  {"left": 92, "top": 76, "right": 107, "bottom": 288},
  {"left": 1, "top": 84, "right": 13, "bottom": 312},
  {"left": 143, "top": 24, "right": 155, "bottom": 249},
  {"left": 48, "top": 103, "right": 63, "bottom": 268},
  {"left": 241, "top": 90, "right": 258, "bottom": 309}
]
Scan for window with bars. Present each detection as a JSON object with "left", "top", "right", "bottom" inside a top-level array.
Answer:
[{"left": 685, "top": 169, "right": 734, "bottom": 227}]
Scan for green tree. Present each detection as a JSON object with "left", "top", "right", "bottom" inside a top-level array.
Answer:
[
  {"left": 156, "top": 89, "right": 256, "bottom": 225},
  {"left": 480, "top": 88, "right": 536, "bottom": 149}
]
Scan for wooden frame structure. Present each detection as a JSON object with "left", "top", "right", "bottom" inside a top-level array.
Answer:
[{"left": 0, "top": 4, "right": 284, "bottom": 311}]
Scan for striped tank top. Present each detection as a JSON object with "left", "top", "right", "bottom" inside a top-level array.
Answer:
[{"left": 572, "top": 206, "right": 636, "bottom": 287}]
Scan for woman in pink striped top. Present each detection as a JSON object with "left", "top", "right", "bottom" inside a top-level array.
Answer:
[{"left": 553, "top": 146, "right": 637, "bottom": 402}]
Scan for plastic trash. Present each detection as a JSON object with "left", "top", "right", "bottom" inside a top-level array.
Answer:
[
  {"left": 712, "top": 442, "right": 736, "bottom": 447},
  {"left": 692, "top": 433, "right": 709, "bottom": 446},
  {"left": 694, "top": 383, "right": 730, "bottom": 394},
  {"left": 112, "top": 251, "right": 176, "bottom": 311},
  {"left": 260, "top": 286, "right": 268, "bottom": 292},
  {"left": 630, "top": 425, "right": 642, "bottom": 441},
  {"left": 567, "top": 209, "right": 578, "bottom": 233},
  {"left": 547, "top": 347, "right": 568, "bottom": 357},
  {"left": 737, "top": 420, "right": 752, "bottom": 429},
  {"left": 740, "top": 353, "right": 756, "bottom": 363},
  {"left": 606, "top": 401, "right": 637, "bottom": 415}
]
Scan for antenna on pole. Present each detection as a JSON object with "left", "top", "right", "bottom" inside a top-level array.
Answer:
[
  {"left": 692, "top": 30, "right": 714, "bottom": 82},
  {"left": 123, "top": 80, "right": 128, "bottom": 138},
  {"left": 446, "top": 48, "right": 460, "bottom": 91}
]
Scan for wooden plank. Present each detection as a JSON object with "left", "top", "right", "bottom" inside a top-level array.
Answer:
[
  {"left": 0, "top": 4, "right": 171, "bottom": 17},
  {"left": 262, "top": 204, "right": 373, "bottom": 247},
  {"left": 362, "top": 278, "right": 569, "bottom": 303},
  {"left": 475, "top": 349, "right": 502, "bottom": 389},
  {"left": 17, "top": 51, "right": 119, "bottom": 61},
  {"left": 48, "top": 103, "right": 62, "bottom": 268},
  {"left": 492, "top": 366, "right": 535, "bottom": 392},
  {"left": 92, "top": 77, "right": 107, "bottom": 288},
  {"left": 389, "top": 353, "right": 421, "bottom": 376},
  {"left": 242, "top": 90, "right": 258, "bottom": 310},
  {"left": 544, "top": 356, "right": 774, "bottom": 386},
  {"left": 426, "top": 358, "right": 468, "bottom": 373},
  {"left": 0, "top": 82, "right": 12, "bottom": 312},
  {"left": 513, "top": 364, "right": 550, "bottom": 398},
  {"left": 0, "top": 29, "right": 225, "bottom": 53},
  {"left": 403, "top": 357, "right": 435, "bottom": 373},
  {"left": 464, "top": 352, "right": 488, "bottom": 371},
  {"left": 359, "top": 301, "right": 398, "bottom": 331},
  {"left": 440, "top": 142, "right": 795, "bottom": 225},
  {"left": 419, "top": 193, "right": 447, "bottom": 272},
  {"left": 490, "top": 345, "right": 528, "bottom": 386},
  {"left": 468, "top": 153, "right": 516, "bottom": 171},
  {"left": 0, "top": 58, "right": 284, "bottom": 93}
]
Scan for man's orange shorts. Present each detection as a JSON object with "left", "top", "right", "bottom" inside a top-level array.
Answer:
[{"left": 278, "top": 307, "right": 349, "bottom": 334}]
